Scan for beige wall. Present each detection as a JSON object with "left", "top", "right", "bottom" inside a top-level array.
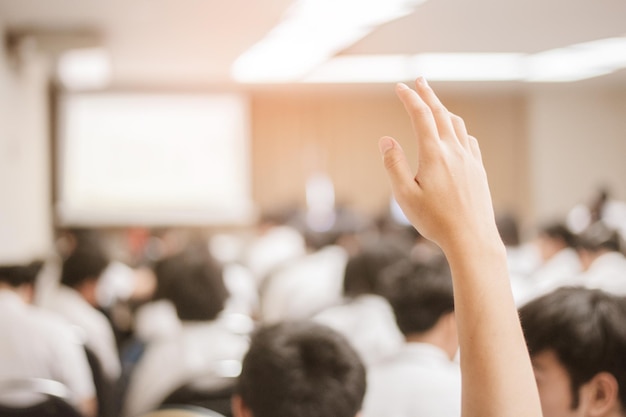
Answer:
[
  {"left": 250, "top": 88, "right": 531, "bottom": 226},
  {"left": 528, "top": 83, "right": 626, "bottom": 224}
]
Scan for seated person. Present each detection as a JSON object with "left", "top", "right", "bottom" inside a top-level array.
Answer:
[
  {"left": 232, "top": 321, "right": 366, "bottom": 417},
  {"left": 363, "top": 257, "right": 460, "bottom": 417},
  {"left": 574, "top": 221, "right": 626, "bottom": 295},
  {"left": 44, "top": 243, "right": 122, "bottom": 383},
  {"left": 123, "top": 246, "right": 249, "bottom": 417},
  {"left": 520, "top": 287, "right": 626, "bottom": 417},
  {"left": 313, "top": 239, "right": 405, "bottom": 366},
  {"left": 0, "top": 260, "right": 96, "bottom": 416},
  {"left": 520, "top": 222, "right": 581, "bottom": 303}
]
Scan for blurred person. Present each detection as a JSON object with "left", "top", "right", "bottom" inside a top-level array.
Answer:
[
  {"left": 232, "top": 321, "right": 366, "bottom": 417},
  {"left": 520, "top": 287, "right": 626, "bottom": 417},
  {"left": 313, "top": 239, "right": 405, "bottom": 366},
  {"left": 363, "top": 258, "right": 460, "bottom": 417},
  {"left": 123, "top": 246, "right": 249, "bottom": 417},
  {"left": 574, "top": 221, "right": 626, "bottom": 295},
  {"left": 518, "top": 222, "right": 582, "bottom": 304},
  {"left": 44, "top": 243, "right": 122, "bottom": 383},
  {"left": 0, "top": 261, "right": 97, "bottom": 417}
]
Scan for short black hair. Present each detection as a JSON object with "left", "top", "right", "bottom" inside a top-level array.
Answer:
[
  {"left": 576, "top": 221, "right": 621, "bottom": 253},
  {"left": 237, "top": 321, "right": 366, "bottom": 417},
  {"left": 539, "top": 223, "right": 577, "bottom": 248},
  {"left": 0, "top": 261, "right": 43, "bottom": 287},
  {"left": 153, "top": 246, "right": 228, "bottom": 321},
  {"left": 61, "top": 245, "right": 109, "bottom": 288},
  {"left": 342, "top": 240, "right": 406, "bottom": 298},
  {"left": 519, "top": 287, "right": 626, "bottom": 409},
  {"left": 380, "top": 258, "right": 454, "bottom": 336}
]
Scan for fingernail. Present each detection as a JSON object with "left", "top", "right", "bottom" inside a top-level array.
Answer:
[
  {"left": 379, "top": 137, "right": 394, "bottom": 154},
  {"left": 396, "top": 83, "right": 409, "bottom": 91},
  {"left": 417, "top": 76, "right": 428, "bottom": 86}
]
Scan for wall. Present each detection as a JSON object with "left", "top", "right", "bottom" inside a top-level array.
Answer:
[
  {"left": 250, "top": 88, "right": 531, "bottom": 225},
  {"left": 528, "top": 83, "right": 626, "bottom": 224},
  {"left": 0, "top": 22, "right": 53, "bottom": 263}
]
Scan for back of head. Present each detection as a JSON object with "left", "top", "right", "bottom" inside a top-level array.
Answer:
[
  {"left": 236, "top": 321, "right": 366, "bottom": 417},
  {"left": 0, "top": 261, "right": 44, "bottom": 288},
  {"left": 519, "top": 287, "right": 626, "bottom": 409},
  {"left": 577, "top": 221, "right": 621, "bottom": 253},
  {"left": 153, "top": 246, "right": 228, "bottom": 321},
  {"left": 380, "top": 258, "right": 454, "bottom": 336},
  {"left": 539, "top": 222, "right": 577, "bottom": 248},
  {"left": 61, "top": 245, "right": 109, "bottom": 289},
  {"left": 342, "top": 239, "right": 407, "bottom": 298}
]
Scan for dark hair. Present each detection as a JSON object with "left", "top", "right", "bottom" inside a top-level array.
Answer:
[
  {"left": 61, "top": 245, "right": 109, "bottom": 288},
  {"left": 0, "top": 261, "right": 44, "bottom": 287},
  {"left": 576, "top": 221, "right": 621, "bottom": 253},
  {"left": 519, "top": 287, "right": 626, "bottom": 409},
  {"left": 343, "top": 240, "right": 406, "bottom": 298},
  {"left": 496, "top": 213, "right": 521, "bottom": 246},
  {"left": 237, "top": 321, "right": 366, "bottom": 417},
  {"left": 539, "top": 223, "right": 577, "bottom": 248},
  {"left": 153, "top": 246, "right": 228, "bottom": 321},
  {"left": 380, "top": 259, "right": 454, "bottom": 336}
]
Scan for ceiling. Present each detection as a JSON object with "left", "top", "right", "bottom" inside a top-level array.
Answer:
[{"left": 1, "top": 0, "right": 625, "bottom": 88}]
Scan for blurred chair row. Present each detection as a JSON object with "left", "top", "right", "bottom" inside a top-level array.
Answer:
[{"left": 0, "top": 377, "right": 231, "bottom": 417}]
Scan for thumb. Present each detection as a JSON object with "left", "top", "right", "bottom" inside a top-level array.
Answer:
[{"left": 379, "top": 136, "right": 415, "bottom": 194}]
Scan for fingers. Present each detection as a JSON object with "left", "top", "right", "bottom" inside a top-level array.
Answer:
[
  {"left": 450, "top": 113, "right": 470, "bottom": 149},
  {"left": 412, "top": 77, "right": 457, "bottom": 144},
  {"left": 378, "top": 136, "right": 419, "bottom": 196},
  {"left": 468, "top": 135, "right": 483, "bottom": 161},
  {"left": 395, "top": 83, "right": 440, "bottom": 153}
]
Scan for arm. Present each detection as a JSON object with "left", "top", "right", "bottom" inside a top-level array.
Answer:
[{"left": 379, "top": 78, "right": 542, "bottom": 417}]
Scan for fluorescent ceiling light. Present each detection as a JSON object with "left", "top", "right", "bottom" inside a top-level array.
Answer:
[
  {"left": 232, "top": 0, "right": 426, "bottom": 82},
  {"left": 527, "top": 37, "right": 626, "bottom": 82},
  {"left": 302, "top": 37, "right": 626, "bottom": 83},
  {"left": 57, "top": 48, "right": 111, "bottom": 90}
]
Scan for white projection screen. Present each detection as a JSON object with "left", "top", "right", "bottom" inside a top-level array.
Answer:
[{"left": 57, "top": 93, "right": 255, "bottom": 226}]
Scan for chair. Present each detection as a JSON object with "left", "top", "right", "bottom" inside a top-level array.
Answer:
[
  {"left": 0, "top": 378, "right": 84, "bottom": 417},
  {"left": 160, "top": 380, "right": 235, "bottom": 417},
  {"left": 141, "top": 405, "right": 227, "bottom": 417}
]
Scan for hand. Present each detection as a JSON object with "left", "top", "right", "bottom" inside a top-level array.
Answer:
[{"left": 379, "top": 78, "right": 500, "bottom": 254}]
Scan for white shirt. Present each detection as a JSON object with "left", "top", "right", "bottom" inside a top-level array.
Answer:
[
  {"left": 44, "top": 285, "right": 121, "bottom": 380},
  {"left": 518, "top": 248, "right": 582, "bottom": 305},
  {"left": 0, "top": 290, "right": 95, "bottom": 407},
  {"left": 123, "top": 319, "right": 249, "bottom": 417},
  {"left": 261, "top": 245, "right": 348, "bottom": 323},
  {"left": 314, "top": 295, "right": 404, "bottom": 366},
  {"left": 363, "top": 343, "right": 461, "bottom": 417},
  {"left": 574, "top": 251, "right": 626, "bottom": 296}
]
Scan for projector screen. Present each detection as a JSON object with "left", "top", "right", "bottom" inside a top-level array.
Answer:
[{"left": 57, "top": 93, "right": 255, "bottom": 226}]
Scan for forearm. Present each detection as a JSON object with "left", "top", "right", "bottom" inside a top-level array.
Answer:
[{"left": 444, "top": 239, "right": 541, "bottom": 417}]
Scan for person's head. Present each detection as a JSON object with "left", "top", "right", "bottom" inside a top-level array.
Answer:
[
  {"left": 519, "top": 287, "right": 626, "bottom": 417},
  {"left": 536, "top": 223, "right": 577, "bottom": 262},
  {"left": 576, "top": 222, "right": 622, "bottom": 270},
  {"left": 233, "top": 321, "right": 366, "bottom": 417},
  {"left": 380, "top": 258, "right": 456, "bottom": 358},
  {"left": 153, "top": 246, "right": 228, "bottom": 321},
  {"left": 342, "top": 240, "right": 406, "bottom": 298},
  {"left": 61, "top": 244, "right": 109, "bottom": 306},
  {"left": 0, "top": 260, "right": 44, "bottom": 302}
]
